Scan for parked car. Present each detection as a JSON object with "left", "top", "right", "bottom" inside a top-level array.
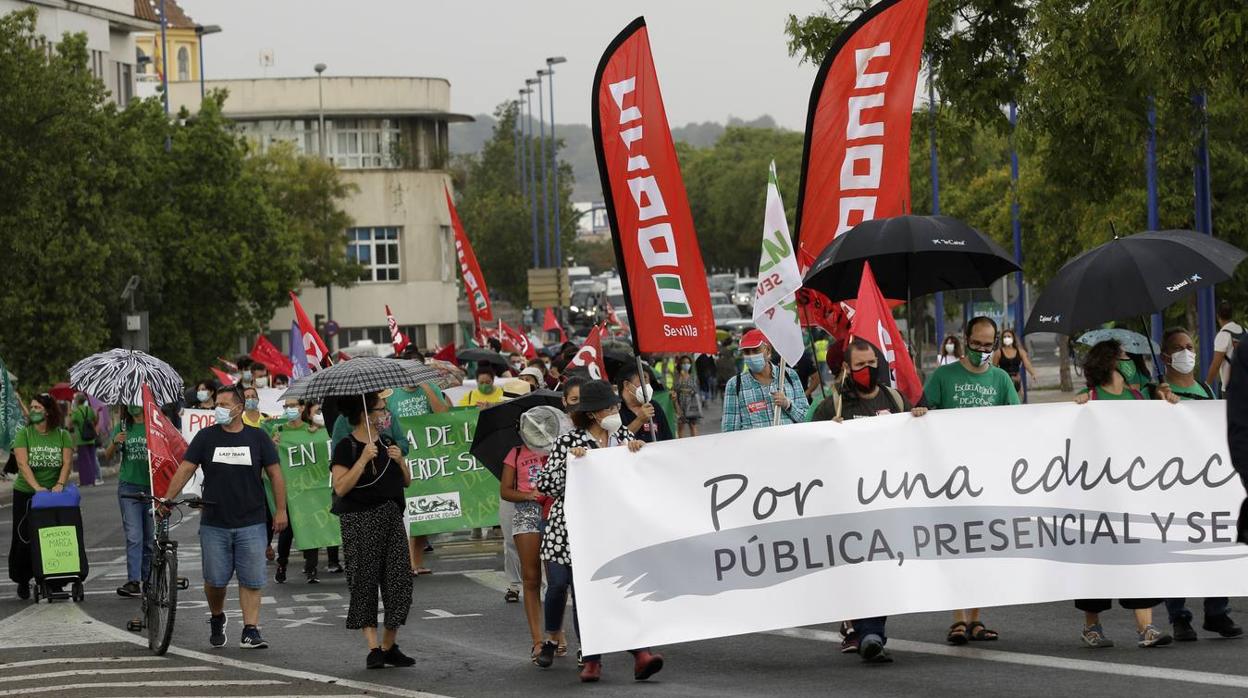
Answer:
[
  {"left": 712, "top": 304, "right": 753, "bottom": 332},
  {"left": 709, "top": 292, "right": 732, "bottom": 307},
  {"left": 733, "top": 277, "right": 758, "bottom": 309},
  {"left": 708, "top": 273, "right": 736, "bottom": 296}
]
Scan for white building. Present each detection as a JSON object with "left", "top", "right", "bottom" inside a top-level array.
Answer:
[
  {"left": 168, "top": 76, "right": 473, "bottom": 356},
  {"left": 572, "top": 201, "right": 610, "bottom": 239},
  {"left": 0, "top": 0, "right": 155, "bottom": 105}
]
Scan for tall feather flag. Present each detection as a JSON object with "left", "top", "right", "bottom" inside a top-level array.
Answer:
[
  {"left": 141, "top": 384, "right": 188, "bottom": 498},
  {"left": 385, "top": 304, "right": 410, "bottom": 356},
  {"left": 752, "top": 161, "right": 806, "bottom": 366}
]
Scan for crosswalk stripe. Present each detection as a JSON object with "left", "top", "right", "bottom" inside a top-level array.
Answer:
[
  {"left": 2, "top": 666, "right": 214, "bottom": 682},
  {"left": 0, "top": 680, "right": 286, "bottom": 696},
  {"left": 0, "top": 656, "right": 167, "bottom": 670}
]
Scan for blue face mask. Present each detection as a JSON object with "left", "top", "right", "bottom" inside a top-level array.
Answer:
[
  {"left": 245, "top": 398, "right": 260, "bottom": 411},
  {"left": 214, "top": 406, "right": 235, "bottom": 425},
  {"left": 744, "top": 354, "right": 767, "bottom": 374},
  {"left": 283, "top": 407, "right": 300, "bottom": 422}
]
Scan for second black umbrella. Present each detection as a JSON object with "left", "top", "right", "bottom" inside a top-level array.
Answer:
[{"left": 469, "top": 390, "right": 565, "bottom": 479}]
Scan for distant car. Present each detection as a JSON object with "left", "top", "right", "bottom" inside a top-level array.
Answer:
[
  {"left": 709, "top": 292, "right": 732, "bottom": 307},
  {"left": 709, "top": 273, "right": 736, "bottom": 296},
  {"left": 712, "top": 304, "right": 754, "bottom": 332},
  {"left": 733, "top": 277, "right": 758, "bottom": 308}
]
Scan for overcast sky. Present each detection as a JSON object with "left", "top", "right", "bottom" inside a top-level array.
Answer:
[{"left": 176, "top": 0, "right": 829, "bottom": 129}]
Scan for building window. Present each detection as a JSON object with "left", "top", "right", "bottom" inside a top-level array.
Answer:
[
  {"left": 328, "top": 119, "right": 400, "bottom": 169},
  {"left": 116, "top": 62, "right": 134, "bottom": 105},
  {"left": 439, "top": 324, "right": 456, "bottom": 347},
  {"left": 136, "top": 48, "right": 148, "bottom": 74},
  {"left": 177, "top": 46, "right": 190, "bottom": 81},
  {"left": 347, "top": 227, "right": 401, "bottom": 282}
]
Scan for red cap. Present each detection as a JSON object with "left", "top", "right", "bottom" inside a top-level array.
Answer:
[{"left": 740, "top": 329, "right": 768, "bottom": 350}]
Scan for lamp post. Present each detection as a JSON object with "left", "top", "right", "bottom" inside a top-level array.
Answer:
[
  {"left": 194, "top": 24, "right": 222, "bottom": 99},
  {"left": 535, "top": 70, "right": 552, "bottom": 268},
  {"left": 512, "top": 99, "right": 522, "bottom": 190},
  {"left": 158, "top": 0, "right": 169, "bottom": 117},
  {"left": 545, "top": 57, "right": 566, "bottom": 271},
  {"left": 314, "top": 62, "right": 332, "bottom": 342},
  {"left": 525, "top": 78, "right": 541, "bottom": 267}
]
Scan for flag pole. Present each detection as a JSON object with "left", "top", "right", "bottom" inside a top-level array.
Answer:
[{"left": 773, "top": 358, "right": 787, "bottom": 426}]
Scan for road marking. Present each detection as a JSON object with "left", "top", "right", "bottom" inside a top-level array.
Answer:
[
  {"left": 771, "top": 628, "right": 1248, "bottom": 689},
  {"left": 2, "top": 666, "right": 215, "bottom": 682},
  {"left": 421, "top": 608, "right": 483, "bottom": 620},
  {"left": 0, "top": 656, "right": 167, "bottom": 670},
  {"left": 0, "top": 680, "right": 286, "bottom": 696}
]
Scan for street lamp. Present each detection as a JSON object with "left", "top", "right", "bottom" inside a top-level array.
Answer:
[
  {"left": 536, "top": 69, "right": 552, "bottom": 268},
  {"left": 525, "top": 78, "right": 541, "bottom": 268},
  {"left": 545, "top": 57, "right": 566, "bottom": 268},
  {"left": 194, "top": 24, "right": 222, "bottom": 99},
  {"left": 314, "top": 62, "right": 332, "bottom": 340}
]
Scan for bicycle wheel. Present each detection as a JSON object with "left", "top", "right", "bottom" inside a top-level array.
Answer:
[{"left": 146, "top": 550, "right": 178, "bottom": 655}]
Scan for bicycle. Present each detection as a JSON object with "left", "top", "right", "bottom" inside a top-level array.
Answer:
[{"left": 119, "top": 492, "right": 208, "bottom": 655}]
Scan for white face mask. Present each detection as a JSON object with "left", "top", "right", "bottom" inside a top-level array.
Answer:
[
  {"left": 631, "top": 383, "right": 654, "bottom": 404},
  {"left": 1169, "top": 349, "right": 1196, "bottom": 375},
  {"left": 311, "top": 413, "right": 325, "bottom": 427},
  {"left": 944, "top": 342, "right": 956, "bottom": 353},
  {"left": 599, "top": 413, "right": 623, "bottom": 433},
  {"left": 255, "top": 376, "right": 270, "bottom": 388},
  {"left": 1003, "top": 336, "right": 1015, "bottom": 347}
]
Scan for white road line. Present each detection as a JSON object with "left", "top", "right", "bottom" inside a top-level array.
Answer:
[
  {"left": 2, "top": 666, "right": 214, "bottom": 682},
  {"left": 0, "top": 656, "right": 167, "bottom": 670},
  {"left": 771, "top": 628, "right": 1248, "bottom": 689},
  {"left": 0, "top": 680, "right": 286, "bottom": 696}
]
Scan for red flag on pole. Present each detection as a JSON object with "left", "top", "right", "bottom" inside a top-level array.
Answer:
[
  {"left": 433, "top": 343, "right": 457, "bottom": 365},
  {"left": 385, "top": 304, "right": 410, "bottom": 356},
  {"left": 793, "top": 0, "right": 930, "bottom": 271},
  {"left": 543, "top": 308, "right": 567, "bottom": 343},
  {"left": 592, "top": 18, "right": 716, "bottom": 355},
  {"left": 849, "top": 262, "right": 923, "bottom": 404},
  {"left": 605, "top": 301, "right": 622, "bottom": 329},
  {"left": 567, "top": 325, "right": 608, "bottom": 381},
  {"left": 289, "top": 291, "right": 330, "bottom": 370},
  {"left": 250, "top": 335, "right": 294, "bottom": 378},
  {"left": 445, "top": 186, "right": 494, "bottom": 326},
  {"left": 210, "top": 367, "right": 235, "bottom": 386},
  {"left": 141, "top": 384, "right": 188, "bottom": 499},
  {"left": 500, "top": 320, "right": 537, "bottom": 360}
]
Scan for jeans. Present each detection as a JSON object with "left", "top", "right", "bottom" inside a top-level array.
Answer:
[
  {"left": 199, "top": 523, "right": 268, "bottom": 588},
  {"left": 1166, "top": 597, "right": 1230, "bottom": 624},
  {"left": 853, "top": 616, "right": 887, "bottom": 643},
  {"left": 117, "top": 482, "right": 154, "bottom": 584},
  {"left": 544, "top": 560, "right": 648, "bottom": 662}
]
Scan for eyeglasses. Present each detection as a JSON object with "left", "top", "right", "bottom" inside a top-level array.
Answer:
[{"left": 966, "top": 341, "right": 997, "bottom": 353}]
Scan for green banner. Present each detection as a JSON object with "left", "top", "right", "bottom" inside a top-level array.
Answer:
[
  {"left": 653, "top": 389, "right": 679, "bottom": 437},
  {"left": 397, "top": 409, "right": 499, "bottom": 536},
  {"left": 276, "top": 427, "right": 342, "bottom": 550},
  {"left": 38, "top": 525, "right": 80, "bottom": 576}
]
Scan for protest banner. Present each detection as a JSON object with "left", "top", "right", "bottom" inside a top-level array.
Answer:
[
  {"left": 566, "top": 401, "right": 1248, "bottom": 655},
  {"left": 396, "top": 409, "right": 498, "bottom": 535},
  {"left": 275, "top": 426, "right": 340, "bottom": 550}
]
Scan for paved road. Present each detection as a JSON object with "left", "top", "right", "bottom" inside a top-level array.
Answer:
[{"left": 3, "top": 391, "right": 1248, "bottom": 696}]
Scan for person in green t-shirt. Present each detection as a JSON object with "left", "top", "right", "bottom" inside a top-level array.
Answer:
[
  {"left": 9, "top": 393, "right": 73, "bottom": 599},
  {"left": 272, "top": 399, "right": 341, "bottom": 582},
  {"left": 387, "top": 376, "right": 449, "bottom": 577},
  {"left": 922, "top": 317, "right": 1019, "bottom": 647},
  {"left": 68, "top": 394, "right": 101, "bottom": 486},
  {"left": 104, "top": 404, "right": 153, "bottom": 597}
]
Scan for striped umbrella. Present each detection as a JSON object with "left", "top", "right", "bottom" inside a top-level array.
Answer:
[
  {"left": 69, "top": 348, "right": 184, "bottom": 406},
  {"left": 281, "top": 357, "right": 454, "bottom": 401}
]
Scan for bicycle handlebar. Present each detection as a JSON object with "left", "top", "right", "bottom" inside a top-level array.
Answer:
[{"left": 119, "top": 493, "right": 213, "bottom": 509}]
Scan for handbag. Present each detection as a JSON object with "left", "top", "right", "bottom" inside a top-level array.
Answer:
[{"left": 3, "top": 450, "right": 15, "bottom": 475}]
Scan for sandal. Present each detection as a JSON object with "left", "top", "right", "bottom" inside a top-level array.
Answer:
[
  {"left": 555, "top": 641, "right": 568, "bottom": 658},
  {"left": 967, "top": 621, "right": 998, "bottom": 641},
  {"left": 947, "top": 621, "right": 969, "bottom": 645}
]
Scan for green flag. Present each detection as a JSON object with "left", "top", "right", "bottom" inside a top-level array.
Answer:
[
  {"left": 276, "top": 425, "right": 341, "bottom": 550},
  {"left": 397, "top": 408, "right": 499, "bottom": 536},
  {"left": 0, "top": 357, "right": 23, "bottom": 450}
]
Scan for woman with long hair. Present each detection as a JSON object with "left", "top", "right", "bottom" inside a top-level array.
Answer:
[
  {"left": 671, "top": 355, "right": 702, "bottom": 437},
  {"left": 937, "top": 335, "right": 963, "bottom": 367},
  {"left": 992, "top": 329, "right": 1038, "bottom": 394},
  {"left": 104, "top": 402, "right": 152, "bottom": 598},
  {"left": 8, "top": 393, "right": 73, "bottom": 599}
]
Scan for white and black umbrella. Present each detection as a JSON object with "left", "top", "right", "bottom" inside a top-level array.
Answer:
[
  {"left": 281, "top": 357, "right": 454, "bottom": 401},
  {"left": 69, "top": 348, "right": 184, "bottom": 406}
]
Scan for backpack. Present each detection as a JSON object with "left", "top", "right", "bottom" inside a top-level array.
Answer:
[
  {"left": 1223, "top": 324, "right": 1246, "bottom": 362},
  {"left": 78, "top": 405, "right": 97, "bottom": 444}
]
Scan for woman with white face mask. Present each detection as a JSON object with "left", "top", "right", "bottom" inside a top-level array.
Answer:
[
  {"left": 534, "top": 380, "right": 663, "bottom": 683},
  {"left": 991, "top": 329, "right": 1037, "bottom": 395},
  {"left": 1161, "top": 328, "right": 1217, "bottom": 400},
  {"left": 937, "top": 335, "right": 963, "bottom": 367}
]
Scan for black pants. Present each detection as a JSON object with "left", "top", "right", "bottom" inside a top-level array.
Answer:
[
  {"left": 276, "top": 523, "right": 339, "bottom": 572},
  {"left": 1075, "top": 598, "right": 1162, "bottom": 614},
  {"left": 7, "top": 490, "right": 33, "bottom": 585}
]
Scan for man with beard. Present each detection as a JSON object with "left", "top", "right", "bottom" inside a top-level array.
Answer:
[{"left": 810, "top": 338, "right": 927, "bottom": 664}]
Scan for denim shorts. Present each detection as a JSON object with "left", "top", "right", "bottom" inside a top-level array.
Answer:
[{"left": 199, "top": 523, "right": 268, "bottom": 588}]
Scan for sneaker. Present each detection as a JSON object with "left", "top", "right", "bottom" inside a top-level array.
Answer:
[
  {"left": 16, "top": 582, "right": 30, "bottom": 600},
  {"left": 535, "top": 640, "right": 557, "bottom": 668},
  {"left": 632, "top": 649, "right": 664, "bottom": 681},
  {"left": 275, "top": 563, "right": 287, "bottom": 584},
  {"left": 383, "top": 644, "right": 416, "bottom": 667},
  {"left": 327, "top": 563, "right": 344, "bottom": 574},
  {"left": 1138, "top": 625, "right": 1173, "bottom": 648},
  {"left": 1173, "top": 617, "right": 1198, "bottom": 642},
  {"left": 840, "top": 633, "right": 860, "bottom": 654},
  {"left": 858, "top": 635, "right": 893, "bottom": 664},
  {"left": 579, "top": 659, "right": 602, "bottom": 683},
  {"left": 208, "top": 613, "right": 227, "bottom": 648},
  {"left": 1081, "top": 624, "right": 1114, "bottom": 648},
  {"left": 577, "top": 649, "right": 584, "bottom": 668},
  {"left": 366, "top": 647, "right": 385, "bottom": 669},
  {"left": 1203, "top": 614, "right": 1244, "bottom": 638},
  {"left": 240, "top": 624, "right": 268, "bottom": 649},
  {"left": 305, "top": 569, "right": 320, "bottom": 584},
  {"left": 504, "top": 588, "right": 519, "bottom": 603},
  {"left": 116, "top": 581, "right": 142, "bottom": 598}
]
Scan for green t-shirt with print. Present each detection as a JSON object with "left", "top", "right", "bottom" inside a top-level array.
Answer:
[
  {"left": 923, "top": 361, "right": 1021, "bottom": 410},
  {"left": 69, "top": 403, "right": 97, "bottom": 447},
  {"left": 1169, "top": 382, "right": 1215, "bottom": 400},
  {"left": 111, "top": 422, "right": 150, "bottom": 487},
  {"left": 388, "top": 385, "right": 444, "bottom": 418},
  {"left": 13, "top": 425, "right": 73, "bottom": 494}
]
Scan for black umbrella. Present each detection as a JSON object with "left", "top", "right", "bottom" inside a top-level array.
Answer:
[
  {"left": 803, "top": 215, "right": 1021, "bottom": 301},
  {"left": 469, "top": 390, "right": 566, "bottom": 479},
  {"left": 1024, "top": 230, "right": 1247, "bottom": 337},
  {"left": 456, "top": 347, "right": 508, "bottom": 368}
]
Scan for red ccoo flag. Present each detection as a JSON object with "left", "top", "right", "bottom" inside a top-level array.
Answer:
[
  {"left": 567, "top": 324, "right": 608, "bottom": 381},
  {"left": 250, "top": 335, "right": 294, "bottom": 378},
  {"left": 210, "top": 367, "right": 235, "bottom": 386},
  {"left": 290, "top": 291, "right": 330, "bottom": 370},
  {"left": 500, "top": 320, "right": 537, "bottom": 360},
  {"left": 141, "top": 384, "right": 188, "bottom": 498},
  {"left": 543, "top": 308, "right": 567, "bottom": 344},
  {"left": 794, "top": 0, "right": 930, "bottom": 271},
  {"left": 849, "top": 261, "right": 923, "bottom": 404},
  {"left": 385, "top": 304, "right": 410, "bottom": 356},
  {"left": 445, "top": 186, "right": 494, "bottom": 327}
]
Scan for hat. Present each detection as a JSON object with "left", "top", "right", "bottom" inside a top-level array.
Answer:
[
  {"left": 519, "top": 406, "right": 571, "bottom": 452},
  {"left": 519, "top": 366, "right": 545, "bottom": 382},
  {"left": 740, "top": 329, "right": 769, "bottom": 350},
  {"left": 572, "top": 379, "right": 621, "bottom": 412},
  {"left": 376, "top": 388, "right": 393, "bottom": 400},
  {"left": 499, "top": 378, "right": 532, "bottom": 398}
]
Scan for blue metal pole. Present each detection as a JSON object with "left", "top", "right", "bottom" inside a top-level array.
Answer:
[
  {"left": 525, "top": 89, "right": 539, "bottom": 268},
  {"left": 1009, "top": 101, "right": 1027, "bottom": 400},
  {"left": 1146, "top": 96, "right": 1163, "bottom": 360},
  {"left": 548, "top": 68, "right": 563, "bottom": 268},
  {"left": 518, "top": 92, "right": 529, "bottom": 201},
  {"left": 537, "top": 77, "right": 552, "bottom": 269},
  {"left": 928, "top": 64, "right": 944, "bottom": 354},
  {"left": 512, "top": 101, "right": 522, "bottom": 191},
  {"left": 1194, "top": 92, "right": 1216, "bottom": 374}
]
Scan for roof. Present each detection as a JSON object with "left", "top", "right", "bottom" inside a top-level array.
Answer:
[{"left": 134, "top": 0, "right": 197, "bottom": 28}]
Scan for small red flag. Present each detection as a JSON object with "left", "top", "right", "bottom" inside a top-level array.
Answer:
[
  {"left": 849, "top": 262, "right": 923, "bottom": 404},
  {"left": 543, "top": 308, "right": 567, "bottom": 343},
  {"left": 567, "top": 325, "right": 608, "bottom": 381},
  {"left": 141, "top": 384, "right": 188, "bottom": 499},
  {"left": 250, "top": 335, "right": 294, "bottom": 378},
  {"left": 433, "top": 343, "right": 457, "bottom": 365},
  {"left": 500, "top": 320, "right": 537, "bottom": 360},
  {"left": 290, "top": 291, "right": 330, "bottom": 370},
  {"left": 210, "top": 367, "right": 235, "bottom": 386},
  {"left": 385, "top": 304, "right": 410, "bottom": 355}
]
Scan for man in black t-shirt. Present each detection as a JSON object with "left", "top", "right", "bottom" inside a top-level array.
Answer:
[
  {"left": 812, "top": 338, "right": 927, "bottom": 664},
  {"left": 165, "top": 385, "right": 285, "bottom": 650}
]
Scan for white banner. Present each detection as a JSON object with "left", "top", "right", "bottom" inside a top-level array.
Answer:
[
  {"left": 566, "top": 401, "right": 1248, "bottom": 655},
  {"left": 178, "top": 409, "right": 217, "bottom": 497}
]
